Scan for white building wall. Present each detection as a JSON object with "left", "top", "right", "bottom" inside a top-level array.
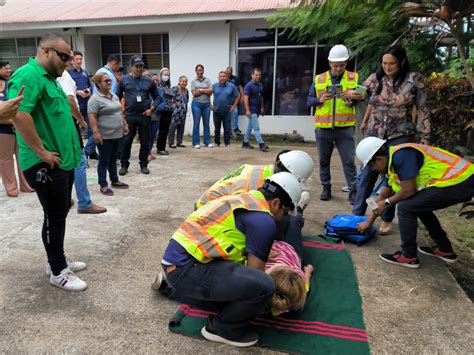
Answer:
[{"left": 0, "top": 17, "right": 318, "bottom": 141}]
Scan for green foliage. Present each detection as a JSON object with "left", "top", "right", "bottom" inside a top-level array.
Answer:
[
  {"left": 425, "top": 74, "right": 473, "bottom": 151},
  {"left": 268, "top": 0, "right": 466, "bottom": 78}
]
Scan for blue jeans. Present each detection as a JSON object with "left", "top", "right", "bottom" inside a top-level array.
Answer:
[
  {"left": 148, "top": 120, "right": 160, "bottom": 154},
  {"left": 243, "top": 113, "right": 264, "bottom": 144},
  {"left": 97, "top": 138, "right": 120, "bottom": 188},
  {"left": 191, "top": 101, "right": 211, "bottom": 146},
  {"left": 164, "top": 259, "right": 275, "bottom": 340},
  {"left": 74, "top": 151, "right": 92, "bottom": 209},
  {"left": 81, "top": 107, "right": 96, "bottom": 156},
  {"left": 231, "top": 109, "right": 239, "bottom": 131},
  {"left": 213, "top": 111, "right": 231, "bottom": 145},
  {"left": 352, "top": 134, "right": 415, "bottom": 220}
]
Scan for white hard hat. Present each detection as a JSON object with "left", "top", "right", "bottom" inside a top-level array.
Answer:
[
  {"left": 278, "top": 150, "right": 315, "bottom": 184},
  {"left": 328, "top": 44, "right": 350, "bottom": 62},
  {"left": 264, "top": 172, "right": 302, "bottom": 216},
  {"left": 356, "top": 137, "right": 387, "bottom": 168}
]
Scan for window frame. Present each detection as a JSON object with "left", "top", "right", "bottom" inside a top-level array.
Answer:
[
  {"left": 236, "top": 28, "right": 341, "bottom": 116},
  {"left": 100, "top": 34, "right": 170, "bottom": 73}
]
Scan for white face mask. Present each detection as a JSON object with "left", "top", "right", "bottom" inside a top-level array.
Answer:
[{"left": 162, "top": 75, "right": 170, "bottom": 82}]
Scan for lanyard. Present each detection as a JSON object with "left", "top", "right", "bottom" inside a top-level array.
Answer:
[{"left": 135, "top": 77, "right": 142, "bottom": 96}]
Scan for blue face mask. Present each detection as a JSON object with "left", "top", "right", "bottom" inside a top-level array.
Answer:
[{"left": 162, "top": 75, "right": 170, "bottom": 82}]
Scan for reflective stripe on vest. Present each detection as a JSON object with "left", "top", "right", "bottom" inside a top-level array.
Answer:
[
  {"left": 173, "top": 190, "right": 272, "bottom": 263},
  {"left": 314, "top": 70, "right": 358, "bottom": 128},
  {"left": 195, "top": 164, "right": 274, "bottom": 208},
  {"left": 387, "top": 143, "right": 474, "bottom": 192}
]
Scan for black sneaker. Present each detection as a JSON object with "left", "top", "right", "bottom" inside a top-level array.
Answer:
[
  {"left": 119, "top": 167, "right": 128, "bottom": 176},
  {"left": 418, "top": 246, "right": 457, "bottom": 263},
  {"left": 141, "top": 167, "right": 150, "bottom": 174},
  {"left": 320, "top": 185, "right": 332, "bottom": 201},
  {"left": 259, "top": 143, "right": 269, "bottom": 152},
  {"left": 201, "top": 317, "right": 259, "bottom": 348},
  {"left": 234, "top": 128, "right": 242, "bottom": 134},
  {"left": 88, "top": 152, "right": 100, "bottom": 160},
  {"left": 379, "top": 251, "right": 420, "bottom": 269},
  {"left": 242, "top": 142, "right": 254, "bottom": 149},
  {"left": 348, "top": 189, "right": 357, "bottom": 205}
]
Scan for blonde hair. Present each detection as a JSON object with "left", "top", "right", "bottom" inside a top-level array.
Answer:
[
  {"left": 269, "top": 267, "right": 307, "bottom": 312},
  {"left": 91, "top": 71, "right": 110, "bottom": 89}
]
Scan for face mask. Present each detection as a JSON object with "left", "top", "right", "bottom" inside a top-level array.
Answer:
[{"left": 162, "top": 75, "right": 170, "bottom": 82}]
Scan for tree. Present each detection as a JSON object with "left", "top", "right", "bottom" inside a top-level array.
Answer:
[
  {"left": 269, "top": 0, "right": 472, "bottom": 82},
  {"left": 269, "top": 0, "right": 418, "bottom": 78},
  {"left": 397, "top": 0, "right": 474, "bottom": 88}
]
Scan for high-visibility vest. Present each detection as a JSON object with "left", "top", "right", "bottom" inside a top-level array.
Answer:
[
  {"left": 195, "top": 164, "right": 274, "bottom": 209},
  {"left": 314, "top": 70, "right": 358, "bottom": 128},
  {"left": 172, "top": 190, "right": 272, "bottom": 264},
  {"left": 387, "top": 143, "right": 474, "bottom": 192}
]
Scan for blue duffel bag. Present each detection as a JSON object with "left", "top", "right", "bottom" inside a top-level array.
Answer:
[{"left": 323, "top": 214, "right": 377, "bottom": 246}]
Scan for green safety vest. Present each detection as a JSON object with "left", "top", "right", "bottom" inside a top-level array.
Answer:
[
  {"left": 314, "top": 70, "right": 358, "bottom": 128},
  {"left": 387, "top": 143, "right": 474, "bottom": 192},
  {"left": 173, "top": 190, "right": 272, "bottom": 264},
  {"left": 195, "top": 164, "right": 274, "bottom": 209}
]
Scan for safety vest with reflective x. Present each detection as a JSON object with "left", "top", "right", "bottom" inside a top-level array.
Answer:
[
  {"left": 173, "top": 190, "right": 272, "bottom": 263},
  {"left": 387, "top": 143, "right": 474, "bottom": 193},
  {"left": 314, "top": 70, "right": 358, "bottom": 128},
  {"left": 195, "top": 164, "right": 274, "bottom": 209}
]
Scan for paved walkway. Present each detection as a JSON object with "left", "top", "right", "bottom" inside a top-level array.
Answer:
[{"left": 0, "top": 142, "right": 472, "bottom": 353}]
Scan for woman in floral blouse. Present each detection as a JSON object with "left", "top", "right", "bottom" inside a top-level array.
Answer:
[
  {"left": 353, "top": 45, "right": 431, "bottom": 234},
  {"left": 168, "top": 76, "right": 189, "bottom": 148}
]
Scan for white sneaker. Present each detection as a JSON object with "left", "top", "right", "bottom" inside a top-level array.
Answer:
[
  {"left": 207, "top": 144, "right": 214, "bottom": 148},
  {"left": 341, "top": 186, "right": 350, "bottom": 193},
  {"left": 194, "top": 144, "right": 201, "bottom": 149},
  {"left": 49, "top": 268, "right": 88, "bottom": 291},
  {"left": 46, "top": 259, "right": 87, "bottom": 276},
  {"left": 297, "top": 191, "right": 310, "bottom": 211}
]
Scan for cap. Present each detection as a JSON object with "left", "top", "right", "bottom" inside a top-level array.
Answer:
[{"left": 130, "top": 55, "right": 144, "bottom": 66}]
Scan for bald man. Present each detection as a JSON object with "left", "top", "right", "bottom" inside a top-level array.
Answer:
[{"left": 9, "top": 32, "right": 88, "bottom": 292}]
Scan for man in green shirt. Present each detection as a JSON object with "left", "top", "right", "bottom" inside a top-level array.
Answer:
[{"left": 9, "top": 33, "right": 87, "bottom": 292}]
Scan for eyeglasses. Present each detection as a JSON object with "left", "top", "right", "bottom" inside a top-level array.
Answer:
[
  {"left": 100, "top": 79, "right": 112, "bottom": 83},
  {"left": 279, "top": 203, "right": 290, "bottom": 215},
  {"left": 43, "top": 47, "right": 72, "bottom": 63}
]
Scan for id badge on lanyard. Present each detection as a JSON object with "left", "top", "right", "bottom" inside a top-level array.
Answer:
[{"left": 136, "top": 78, "right": 142, "bottom": 102}]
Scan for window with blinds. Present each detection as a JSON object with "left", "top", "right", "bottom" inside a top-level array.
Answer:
[
  {"left": 101, "top": 34, "right": 169, "bottom": 74},
  {"left": 0, "top": 37, "right": 41, "bottom": 70}
]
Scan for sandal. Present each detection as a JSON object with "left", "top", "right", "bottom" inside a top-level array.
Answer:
[
  {"left": 111, "top": 181, "right": 129, "bottom": 189},
  {"left": 100, "top": 187, "right": 114, "bottom": 196}
]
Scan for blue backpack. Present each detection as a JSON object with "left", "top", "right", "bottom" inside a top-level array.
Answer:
[{"left": 323, "top": 214, "right": 377, "bottom": 245}]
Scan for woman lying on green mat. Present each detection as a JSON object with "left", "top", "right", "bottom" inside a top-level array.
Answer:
[{"left": 265, "top": 240, "right": 314, "bottom": 316}]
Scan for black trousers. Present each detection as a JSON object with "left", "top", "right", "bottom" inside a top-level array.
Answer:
[
  {"left": 398, "top": 175, "right": 474, "bottom": 257},
  {"left": 156, "top": 110, "right": 172, "bottom": 151},
  {"left": 23, "top": 163, "right": 74, "bottom": 276},
  {"left": 120, "top": 115, "right": 150, "bottom": 168}
]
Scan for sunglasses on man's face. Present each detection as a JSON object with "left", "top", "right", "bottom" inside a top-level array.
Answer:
[{"left": 42, "top": 47, "right": 72, "bottom": 63}]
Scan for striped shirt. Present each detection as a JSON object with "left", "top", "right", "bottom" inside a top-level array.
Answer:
[{"left": 265, "top": 241, "right": 305, "bottom": 279}]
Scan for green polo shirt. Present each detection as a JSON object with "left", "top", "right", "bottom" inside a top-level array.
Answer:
[{"left": 8, "top": 58, "right": 81, "bottom": 171}]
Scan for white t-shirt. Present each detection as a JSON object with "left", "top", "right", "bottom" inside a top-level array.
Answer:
[{"left": 58, "top": 70, "right": 79, "bottom": 107}]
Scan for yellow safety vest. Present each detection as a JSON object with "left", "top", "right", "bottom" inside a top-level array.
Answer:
[
  {"left": 314, "top": 70, "right": 358, "bottom": 128},
  {"left": 195, "top": 164, "right": 274, "bottom": 209},
  {"left": 387, "top": 143, "right": 474, "bottom": 192},
  {"left": 173, "top": 190, "right": 272, "bottom": 264}
]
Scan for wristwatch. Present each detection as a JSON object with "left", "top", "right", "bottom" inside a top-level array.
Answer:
[{"left": 384, "top": 198, "right": 392, "bottom": 207}]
